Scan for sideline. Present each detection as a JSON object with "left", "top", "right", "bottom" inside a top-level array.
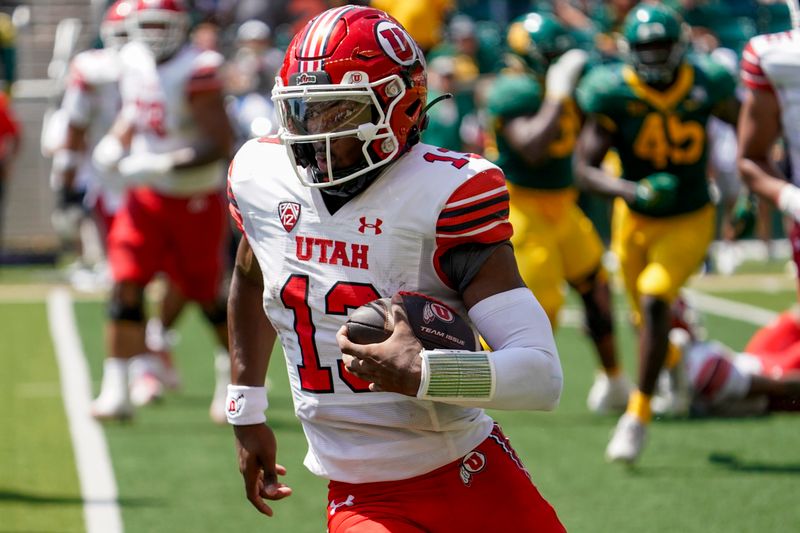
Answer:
[{"left": 47, "top": 288, "right": 123, "bottom": 533}]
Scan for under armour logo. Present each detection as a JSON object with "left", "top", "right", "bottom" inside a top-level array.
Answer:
[
  {"left": 358, "top": 217, "right": 383, "bottom": 235},
  {"left": 329, "top": 495, "right": 355, "bottom": 516}
]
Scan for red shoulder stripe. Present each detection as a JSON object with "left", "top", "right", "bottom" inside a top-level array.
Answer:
[
  {"left": 435, "top": 168, "right": 511, "bottom": 242},
  {"left": 740, "top": 42, "right": 773, "bottom": 92},
  {"left": 431, "top": 168, "right": 513, "bottom": 289},
  {"left": 227, "top": 161, "right": 244, "bottom": 233}
]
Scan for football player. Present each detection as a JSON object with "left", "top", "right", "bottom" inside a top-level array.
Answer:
[
  {"left": 54, "top": 0, "right": 190, "bottom": 407},
  {"left": 737, "top": 1, "right": 800, "bottom": 372},
  {"left": 573, "top": 2, "right": 740, "bottom": 463},
  {"left": 486, "top": 12, "right": 631, "bottom": 415},
  {"left": 90, "top": 0, "right": 233, "bottom": 423},
  {"left": 669, "top": 328, "right": 800, "bottom": 417},
  {"left": 49, "top": 0, "right": 131, "bottom": 282},
  {"left": 227, "top": 6, "right": 565, "bottom": 531}
]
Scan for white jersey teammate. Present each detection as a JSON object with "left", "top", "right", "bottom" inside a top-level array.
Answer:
[
  {"left": 49, "top": 0, "right": 131, "bottom": 271},
  {"left": 739, "top": 19, "right": 800, "bottom": 221},
  {"left": 90, "top": 0, "right": 233, "bottom": 422},
  {"left": 738, "top": 4, "right": 800, "bottom": 363}
]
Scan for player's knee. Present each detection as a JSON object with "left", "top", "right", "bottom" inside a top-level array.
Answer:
[
  {"left": 585, "top": 307, "right": 613, "bottom": 342},
  {"left": 108, "top": 287, "right": 145, "bottom": 323},
  {"left": 638, "top": 264, "right": 675, "bottom": 302},
  {"left": 201, "top": 299, "right": 228, "bottom": 326},
  {"left": 570, "top": 266, "right": 606, "bottom": 295}
]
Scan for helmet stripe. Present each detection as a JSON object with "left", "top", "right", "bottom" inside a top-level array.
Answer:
[
  {"left": 299, "top": 5, "right": 356, "bottom": 72},
  {"left": 299, "top": 11, "right": 330, "bottom": 71}
]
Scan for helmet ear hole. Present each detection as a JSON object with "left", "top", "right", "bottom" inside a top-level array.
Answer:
[{"left": 405, "top": 99, "right": 422, "bottom": 118}]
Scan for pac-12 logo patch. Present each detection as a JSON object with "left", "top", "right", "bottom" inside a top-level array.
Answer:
[
  {"left": 375, "top": 20, "right": 417, "bottom": 66},
  {"left": 459, "top": 451, "right": 486, "bottom": 486},
  {"left": 279, "top": 201, "right": 301, "bottom": 232}
]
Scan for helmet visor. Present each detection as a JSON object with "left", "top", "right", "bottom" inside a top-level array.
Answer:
[{"left": 279, "top": 95, "right": 374, "bottom": 136}]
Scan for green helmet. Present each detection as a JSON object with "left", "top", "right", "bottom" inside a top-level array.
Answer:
[
  {"left": 506, "top": 12, "right": 575, "bottom": 75},
  {"left": 622, "top": 3, "right": 687, "bottom": 85}
]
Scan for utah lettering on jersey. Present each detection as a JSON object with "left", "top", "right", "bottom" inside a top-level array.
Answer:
[{"left": 295, "top": 235, "right": 369, "bottom": 269}]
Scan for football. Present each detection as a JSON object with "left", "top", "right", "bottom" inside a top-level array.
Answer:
[{"left": 345, "top": 292, "right": 479, "bottom": 351}]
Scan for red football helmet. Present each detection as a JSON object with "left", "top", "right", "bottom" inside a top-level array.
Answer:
[
  {"left": 272, "top": 6, "right": 427, "bottom": 194},
  {"left": 127, "top": 0, "right": 189, "bottom": 61},
  {"left": 101, "top": 0, "right": 133, "bottom": 50}
]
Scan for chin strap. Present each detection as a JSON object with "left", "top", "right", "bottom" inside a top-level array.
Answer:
[
  {"left": 406, "top": 93, "right": 453, "bottom": 147},
  {"left": 422, "top": 93, "right": 453, "bottom": 116}
]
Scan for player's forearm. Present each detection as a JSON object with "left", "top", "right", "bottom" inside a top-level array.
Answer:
[
  {"left": 738, "top": 156, "right": 786, "bottom": 206},
  {"left": 171, "top": 138, "right": 230, "bottom": 170},
  {"left": 575, "top": 162, "right": 636, "bottom": 203},
  {"left": 429, "top": 288, "right": 563, "bottom": 411},
  {"left": 506, "top": 101, "right": 564, "bottom": 166},
  {"left": 228, "top": 267, "right": 274, "bottom": 386}
]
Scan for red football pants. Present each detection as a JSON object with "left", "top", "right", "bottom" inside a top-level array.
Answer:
[
  {"left": 326, "top": 424, "right": 565, "bottom": 533},
  {"left": 108, "top": 187, "right": 227, "bottom": 302}
]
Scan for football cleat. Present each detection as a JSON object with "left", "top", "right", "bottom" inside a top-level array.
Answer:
[
  {"left": 652, "top": 328, "right": 692, "bottom": 416},
  {"left": 587, "top": 372, "right": 633, "bottom": 415},
  {"left": 209, "top": 350, "right": 231, "bottom": 425},
  {"left": 91, "top": 392, "right": 134, "bottom": 421},
  {"left": 145, "top": 319, "right": 182, "bottom": 391},
  {"left": 129, "top": 354, "right": 166, "bottom": 406},
  {"left": 605, "top": 413, "right": 648, "bottom": 464},
  {"left": 92, "top": 358, "right": 134, "bottom": 421}
]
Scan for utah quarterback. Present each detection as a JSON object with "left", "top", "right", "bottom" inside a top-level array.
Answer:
[{"left": 227, "top": 6, "right": 565, "bottom": 531}]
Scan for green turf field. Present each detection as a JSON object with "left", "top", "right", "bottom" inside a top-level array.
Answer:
[{"left": 3, "top": 268, "right": 800, "bottom": 532}]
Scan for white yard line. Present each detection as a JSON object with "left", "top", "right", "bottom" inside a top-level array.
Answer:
[
  {"left": 683, "top": 288, "right": 779, "bottom": 327},
  {"left": 560, "top": 289, "right": 780, "bottom": 328},
  {"left": 47, "top": 288, "right": 123, "bottom": 533}
]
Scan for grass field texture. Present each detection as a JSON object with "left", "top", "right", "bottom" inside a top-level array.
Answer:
[{"left": 3, "top": 267, "right": 800, "bottom": 532}]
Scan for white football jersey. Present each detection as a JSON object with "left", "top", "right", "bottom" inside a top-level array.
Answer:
[
  {"left": 118, "top": 41, "right": 225, "bottom": 196},
  {"left": 229, "top": 140, "right": 514, "bottom": 483},
  {"left": 60, "top": 47, "right": 124, "bottom": 210},
  {"left": 742, "top": 30, "right": 800, "bottom": 185}
]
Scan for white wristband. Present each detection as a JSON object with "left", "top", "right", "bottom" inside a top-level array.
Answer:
[
  {"left": 225, "top": 384, "right": 268, "bottom": 425},
  {"left": 417, "top": 349, "right": 495, "bottom": 401},
  {"left": 777, "top": 183, "right": 800, "bottom": 220}
]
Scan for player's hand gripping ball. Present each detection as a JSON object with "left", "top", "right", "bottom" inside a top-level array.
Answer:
[{"left": 345, "top": 292, "right": 479, "bottom": 351}]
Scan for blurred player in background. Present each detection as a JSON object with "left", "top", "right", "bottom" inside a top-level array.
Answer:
[
  {"left": 90, "top": 0, "right": 233, "bottom": 423},
  {"left": 486, "top": 12, "right": 631, "bottom": 416},
  {"left": 669, "top": 327, "right": 800, "bottom": 416},
  {"left": 227, "top": 6, "right": 565, "bottom": 530},
  {"left": 0, "top": 10, "right": 16, "bottom": 95},
  {"left": 0, "top": 86, "right": 19, "bottom": 253},
  {"left": 574, "top": 2, "right": 739, "bottom": 464},
  {"left": 737, "top": 0, "right": 800, "bottom": 379},
  {"left": 50, "top": 0, "right": 130, "bottom": 288},
  {"left": 52, "top": 0, "right": 185, "bottom": 406}
]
